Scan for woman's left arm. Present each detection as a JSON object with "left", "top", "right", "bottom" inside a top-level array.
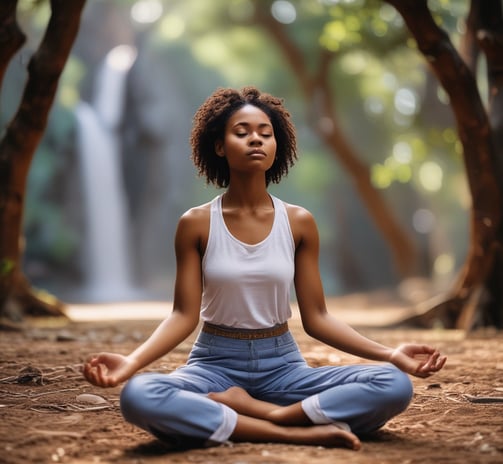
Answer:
[{"left": 288, "top": 205, "right": 446, "bottom": 378}]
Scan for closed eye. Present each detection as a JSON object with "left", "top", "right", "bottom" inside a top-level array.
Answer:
[{"left": 235, "top": 132, "right": 272, "bottom": 138}]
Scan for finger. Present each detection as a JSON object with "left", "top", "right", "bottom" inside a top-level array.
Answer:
[
  {"left": 428, "top": 351, "right": 440, "bottom": 365},
  {"left": 412, "top": 368, "right": 431, "bottom": 379},
  {"left": 95, "top": 363, "right": 108, "bottom": 385},
  {"left": 420, "top": 352, "right": 447, "bottom": 374},
  {"left": 416, "top": 346, "right": 438, "bottom": 358},
  {"left": 431, "top": 355, "right": 447, "bottom": 371},
  {"left": 419, "top": 344, "right": 435, "bottom": 353},
  {"left": 416, "top": 358, "right": 432, "bottom": 373},
  {"left": 82, "top": 362, "right": 94, "bottom": 381},
  {"left": 85, "top": 353, "right": 100, "bottom": 364},
  {"left": 418, "top": 353, "right": 439, "bottom": 372},
  {"left": 97, "top": 363, "right": 119, "bottom": 387},
  {"left": 431, "top": 352, "right": 446, "bottom": 370},
  {"left": 83, "top": 365, "right": 100, "bottom": 386},
  {"left": 83, "top": 360, "right": 108, "bottom": 387}
]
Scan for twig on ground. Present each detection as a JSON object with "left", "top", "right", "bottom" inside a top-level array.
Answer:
[
  {"left": 30, "top": 403, "right": 113, "bottom": 412},
  {"left": 464, "top": 394, "right": 503, "bottom": 403}
]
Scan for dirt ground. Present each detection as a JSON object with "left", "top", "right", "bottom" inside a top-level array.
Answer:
[{"left": 1, "top": 304, "right": 503, "bottom": 464}]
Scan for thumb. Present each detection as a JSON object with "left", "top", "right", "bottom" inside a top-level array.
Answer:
[{"left": 87, "top": 353, "right": 108, "bottom": 366}]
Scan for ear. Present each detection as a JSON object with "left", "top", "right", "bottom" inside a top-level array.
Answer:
[{"left": 215, "top": 140, "right": 225, "bottom": 157}]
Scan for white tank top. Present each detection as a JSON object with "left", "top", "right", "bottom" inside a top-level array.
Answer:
[{"left": 200, "top": 194, "right": 295, "bottom": 329}]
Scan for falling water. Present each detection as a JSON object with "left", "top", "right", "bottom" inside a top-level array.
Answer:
[{"left": 75, "top": 45, "right": 138, "bottom": 301}]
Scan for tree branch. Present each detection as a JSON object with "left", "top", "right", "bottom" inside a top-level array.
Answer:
[
  {"left": 0, "top": 1, "right": 25, "bottom": 89},
  {"left": 252, "top": 1, "right": 418, "bottom": 275},
  {"left": 3, "top": 0, "right": 87, "bottom": 171}
]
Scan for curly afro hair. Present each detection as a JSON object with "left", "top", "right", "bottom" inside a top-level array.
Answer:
[{"left": 190, "top": 86, "right": 297, "bottom": 188}]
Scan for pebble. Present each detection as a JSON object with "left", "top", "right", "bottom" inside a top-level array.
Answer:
[{"left": 75, "top": 393, "right": 108, "bottom": 404}]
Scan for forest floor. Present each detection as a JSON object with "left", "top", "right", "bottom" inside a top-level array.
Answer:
[{"left": 1, "top": 296, "right": 502, "bottom": 464}]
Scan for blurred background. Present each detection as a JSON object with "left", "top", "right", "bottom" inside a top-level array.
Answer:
[{"left": 2, "top": 0, "right": 470, "bottom": 305}]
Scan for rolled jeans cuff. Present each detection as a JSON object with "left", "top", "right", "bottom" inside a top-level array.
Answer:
[
  {"left": 301, "top": 395, "right": 352, "bottom": 432},
  {"left": 301, "top": 394, "right": 332, "bottom": 424},
  {"left": 209, "top": 404, "right": 238, "bottom": 443}
]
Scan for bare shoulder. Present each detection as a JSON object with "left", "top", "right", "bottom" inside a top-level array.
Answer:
[
  {"left": 180, "top": 201, "right": 211, "bottom": 222},
  {"left": 178, "top": 201, "right": 211, "bottom": 231},
  {"left": 283, "top": 202, "right": 318, "bottom": 246},
  {"left": 176, "top": 201, "right": 212, "bottom": 250},
  {"left": 284, "top": 202, "right": 316, "bottom": 227}
]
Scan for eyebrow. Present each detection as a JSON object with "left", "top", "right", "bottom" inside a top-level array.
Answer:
[{"left": 232, "top": 122, "right": 272, "bottom": 129}]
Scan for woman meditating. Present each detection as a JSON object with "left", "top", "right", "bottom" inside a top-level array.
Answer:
[{"left": 83, "top": 86, "right": 446, "bottom": 451}]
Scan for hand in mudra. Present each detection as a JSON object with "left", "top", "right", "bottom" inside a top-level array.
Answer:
[
  {"left": 390, "top": 344, "right": 446, "bottom": 378},
  {"left": 83, "top": 352, "right": 137, "bottom": 387}
]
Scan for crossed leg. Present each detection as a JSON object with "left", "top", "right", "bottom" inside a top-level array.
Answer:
[{"left": 208, "top": 386, "right": 361, "bottom": 450}]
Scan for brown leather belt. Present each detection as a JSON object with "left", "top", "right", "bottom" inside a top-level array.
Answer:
[{"left": 202, "top": 322, "right": 289, "bottom": 340}]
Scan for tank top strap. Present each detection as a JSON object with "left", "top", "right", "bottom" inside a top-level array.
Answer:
[{"left": 270, "top": 195, "right": 295, "bottom": 255}]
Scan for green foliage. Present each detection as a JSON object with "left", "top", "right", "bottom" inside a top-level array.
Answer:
[
  {"left": 57, "top": 56, "right": 86, "bottom": 109},
  {"left": 16, "top": 0, "right": 472, "bottom": 290},
  {"left": 0, "top": 259, "right": 15, "bottom": 277},
  {"left": 291, "top": 149, "right": 334, "bottom": 194}
]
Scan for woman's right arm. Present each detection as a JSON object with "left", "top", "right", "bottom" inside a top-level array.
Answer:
[{"left": 83, "top": 208, "right": 207, "bottom": 387}]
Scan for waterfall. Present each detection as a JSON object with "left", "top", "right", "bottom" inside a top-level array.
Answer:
[{"left": 75, "top": 45, "right": 138, "bottom": 301}]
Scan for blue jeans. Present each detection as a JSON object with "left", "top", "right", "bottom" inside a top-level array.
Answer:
[{"left": 120, "top": 330, "right": 413, "bottom": 446}]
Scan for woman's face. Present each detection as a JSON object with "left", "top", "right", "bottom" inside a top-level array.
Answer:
[{"left": 215, "top": 104, "right": 277, "bottom": 177}]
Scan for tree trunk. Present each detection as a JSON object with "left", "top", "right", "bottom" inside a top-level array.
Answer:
[
  {"left": 477, "top": 0, "right": 503, "bottom": 327},
  {"left": 0, "top": 0, "right": 87, "bottom": 328},
  {"left": 386, "top": 0, "right": 503, "bottom": 329}
]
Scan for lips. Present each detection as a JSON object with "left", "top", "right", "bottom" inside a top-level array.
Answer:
[{"left": 248, "top": 149, "right": 266, "bottom": 156}]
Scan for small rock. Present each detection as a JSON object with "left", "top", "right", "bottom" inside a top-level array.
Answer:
[
  {"left": 479, "top": 443, "right": 495, "bottom": 453},
  {"left": 75, "top": 393, "right": 108, "bottom": 404},
  {"left": 56, "top": 330, "right": 78, "bottom": 342}
]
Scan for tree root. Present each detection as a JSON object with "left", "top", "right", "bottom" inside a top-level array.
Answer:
[
  {"left": 400, "top": 284, "right": 492, "bottom": 330},
  {"left": 0, "top": 274, "right": 67, "bottom": 330},
  {"left": 399, "top": 293, "right": 462, "bottom": 329}
]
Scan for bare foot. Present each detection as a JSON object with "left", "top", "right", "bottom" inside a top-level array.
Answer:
[
  {"left": 298, "top": 423, "right": 361, "bottom": 450},
  {"left": 208, "top": 386, "right": 290, "bottom": 423},
  {"left": 208, "top": 386, "right": 253, "bottom": 411},
  {"left": 231, "top": 416, "right": 362, "bottom": 450}
]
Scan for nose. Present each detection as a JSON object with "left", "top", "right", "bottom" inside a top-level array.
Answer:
[{"left": 249, "top": 131, "right": 262, "bottom": 145}]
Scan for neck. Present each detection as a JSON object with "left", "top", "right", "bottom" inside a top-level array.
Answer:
[{"left": 224, "top": 180, "right": 270, "bottom": 209}]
